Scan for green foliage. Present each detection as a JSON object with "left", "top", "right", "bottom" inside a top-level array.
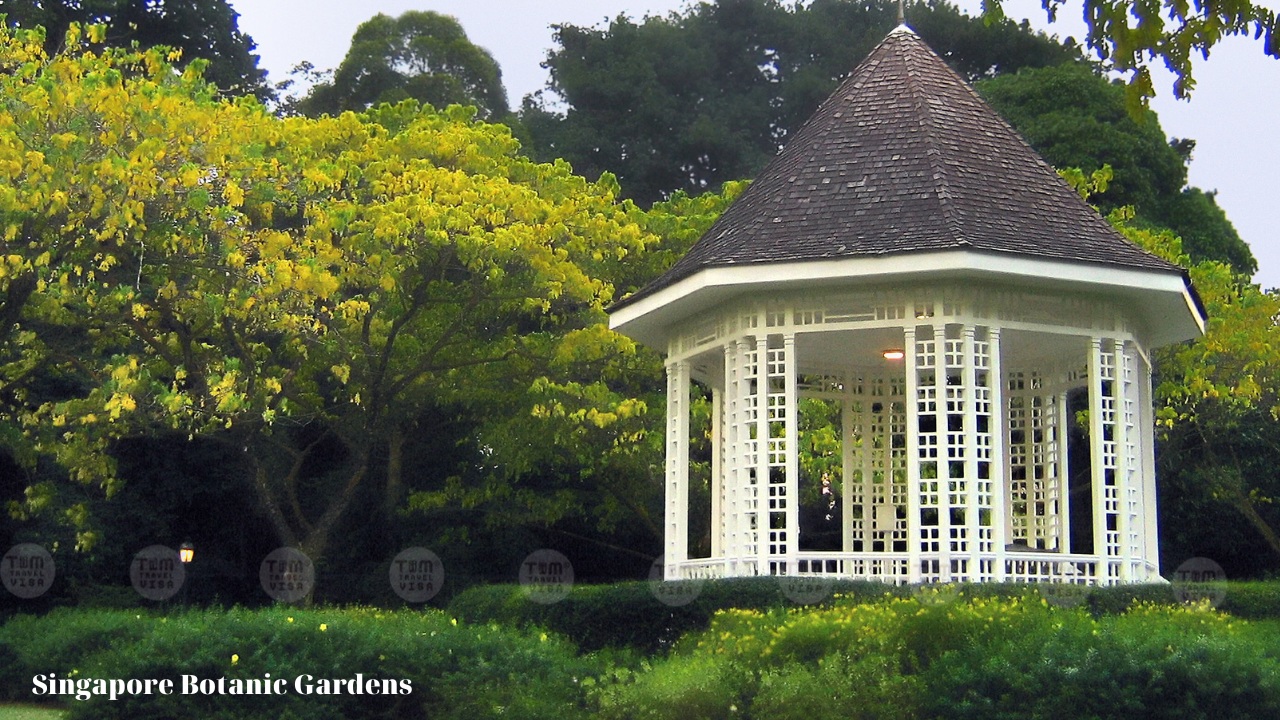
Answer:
[
  {"left": 984, "top": 0, "right": 1280, "bottom": 105},
  {"left": 0, "top": 608, "right": 152, "bottom": 700},
  {"left": 447, "top": 577, "right": 912, "bottom": 653},
  {"left": 0, "top": 607, "right": 595, "bottom": 720},
  {"left": 523, "top": 0, "right": 1079, "bottom": 204},
  {"left": 0, "top": 0, "right": 271, "bottom": 100},
  {"left": 921, "top": 603, "right": 1280, "bottom": 719},
  {"left": 0, "top": 24, "right": 654, "bottom": 570},
  {"left": 1112, "top": 218, "right": 1280, "bottom": 564},
  {"left": 298, "top": 11, "right": 508, "bottom": 120},
  {"left": 594, "top": 591, "right": 1280, "bottom": 720}
]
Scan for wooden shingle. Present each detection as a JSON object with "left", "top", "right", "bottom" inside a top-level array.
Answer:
[{"left": 616, "top": 25, "right": 1182, "bottom": 310}]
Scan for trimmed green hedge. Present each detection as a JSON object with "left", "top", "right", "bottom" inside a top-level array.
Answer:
[
  {"left": 449, "top": 578, "right": 1280, "bottom": 652},
  {"left": 5, "top": 579, "right": 1280, "bottom": 718},
  {"left": 0, "top": 607, "right": 596, "bottom": 719},
  {"left": 593, "top": 592, "right": 1280, "bottom": 720},
  {"left": 447, "top": 577, "right": 910, "bottom": 652}
]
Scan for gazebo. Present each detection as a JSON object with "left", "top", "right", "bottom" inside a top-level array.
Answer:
[{"left": 608, "top": 25, "right": 1204, "bottom": 586}]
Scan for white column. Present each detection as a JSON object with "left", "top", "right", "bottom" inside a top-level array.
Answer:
[
  {"left": 905, "top": 326, "right": 922, "bottom": 583},
  {"left": 1087, "top": 338, "right": 1107, "bottom": 578},
  {"left": 711, "top": 385, "right": 723, "bottom": 558},
  {"left": 1138, "top": 348, "right": 1159, "bottom": 578},
  {"left": 664, "top": 358, "right": 691, "bottom": 579},
  {"left": 783, "top": 333, "right": 799, "bottom": 574},
  {"left": 989, "top": 328, "right": 1008, "bottom": 581}
]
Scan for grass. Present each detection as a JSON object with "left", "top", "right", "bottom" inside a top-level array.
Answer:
[{"left": 0, "top": 704, "right": 64, "bottom": 720}]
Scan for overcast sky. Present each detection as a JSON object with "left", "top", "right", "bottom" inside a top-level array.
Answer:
[{"left": 233, "top": 0, "right": 1280, "bottom": 289}]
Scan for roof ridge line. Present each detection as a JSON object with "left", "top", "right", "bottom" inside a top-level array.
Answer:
[{"left": 902, "top": 40, "right": 965, "bottom": 245}]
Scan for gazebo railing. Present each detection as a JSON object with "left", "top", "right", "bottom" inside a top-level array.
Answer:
[{"left": 668, "top": 551, "right": 1155, "bottom": 586}]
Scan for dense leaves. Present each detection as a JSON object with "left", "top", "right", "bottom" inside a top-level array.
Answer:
[
  {"left": 0, "top": 0, "right": 271, "bottom": 100},
  {"left": 0, "top": 23, "right": 652, "bottom": 569},
  {"left": 522, "top": 0, "right": 1079, "bottom": 204},
  {"left": 298, "top": 11, "right": 509, "bottom": 120},
  {"left": 1111, "top": 215, "right": 1280, "bottom": 564},
  {"left": 985, "top": 0, "right": 1280, "bottom": 105}
]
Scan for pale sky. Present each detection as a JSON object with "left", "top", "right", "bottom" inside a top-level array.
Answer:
[{"left": 233, "top": 0, "right": 1280, "bottom": 289}]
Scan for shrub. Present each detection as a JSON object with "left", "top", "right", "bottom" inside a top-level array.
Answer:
[
  {"left": 448, "top": 577, "right": 908, "bottom": 652},
  {"left": 2, "top": 607, "right": 599, "bottom": 719},
  {"left": 752, "top": 654, "right": 921, "bottom": 720},
  {"left": 1219, "top": 581, "right": 1280, "bottom": 620},
  {"left": 921, "top": 602, "right": 1280, "bottom": 719},
  {"left": 0, "top": 608, "right": 154, "bottom": 700},
  {"left": 593, "top": 653, "right": 753, "bottom": 720},
  {"left": 449, "top": 579, "right": 1280, "bottom": 655},
  {"left": 595, "top": 592, "right": 1280, "bottom": 720}
]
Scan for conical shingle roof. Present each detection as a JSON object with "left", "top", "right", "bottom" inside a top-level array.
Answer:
[{"left": 614, "top": 24, "right": 1184, "bottom": 310}]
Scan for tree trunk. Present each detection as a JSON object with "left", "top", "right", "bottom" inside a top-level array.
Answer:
[
  {"left": 384, "top": 425, "right": 404, "bottom": 519},
  {"left": 1229, "top": 487, "right": 1280, "bottom": 561}
]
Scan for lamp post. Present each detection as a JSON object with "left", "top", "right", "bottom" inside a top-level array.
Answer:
[{"left": 179, "top": 541, "right": 194, "bottom": 606}]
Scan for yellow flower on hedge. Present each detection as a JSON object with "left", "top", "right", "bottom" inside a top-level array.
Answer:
[
  {"left": 231, "top": 654, "right": 239, "bottom": 665},
  {"left": 319, "top": 623, "right": 328, "bottom": 632},
  {"left": 287, "top": 617, "right": 294, "bottom": 623}
]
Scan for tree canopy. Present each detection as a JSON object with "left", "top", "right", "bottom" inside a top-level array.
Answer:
[
  {"left": 0, "top": 0, "right": 271, "bottom": 100},
  {"left": 298, "top": 11, "right": 509, "bottom": 121},
  {"left": 0, "top": 22, "right": 650, "bottom": 567},
  {"left": 1112, "top": 214, "right": 1280, "bottom": 568},
  {"left": 521, "top": 0, "right": 1080, "bottom": 204}
]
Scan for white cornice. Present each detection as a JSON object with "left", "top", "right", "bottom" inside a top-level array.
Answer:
[{"left": 608, "top": 250, "right": 1204, "bottom": 351}]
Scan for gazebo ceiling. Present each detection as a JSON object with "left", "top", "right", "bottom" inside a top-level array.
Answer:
[
  {"left": 609, "top": 24, "right": 1204, "bottom": 352},
  {"left": 789, "top": 324, "right": 1091, "bottom": 375}
]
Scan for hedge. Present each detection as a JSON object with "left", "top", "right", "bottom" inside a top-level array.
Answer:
[
  {"left": 0, "top": 607, "right": 598, "bottom": 719},
  {"left": 448, "top": 578, "right": 1280, "bottom": 652}
]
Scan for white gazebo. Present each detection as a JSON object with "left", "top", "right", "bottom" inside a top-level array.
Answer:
[{"left": 609, "top": 25, "right": 1205, "bottom": 586}]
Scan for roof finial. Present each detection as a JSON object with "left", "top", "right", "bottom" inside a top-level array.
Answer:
[{"left": 897, "top": 0, "right": 905, "bottom": 24}]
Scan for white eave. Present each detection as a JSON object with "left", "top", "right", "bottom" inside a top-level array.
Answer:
[{"left": 608, "top": 249, "right": 1205, "bottom": 351}]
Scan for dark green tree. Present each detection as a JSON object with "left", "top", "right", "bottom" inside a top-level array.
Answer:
[
  {"left": 521, "top": 0, "right": 1079, "bottom": 205},
  {"left": 298, "top": 11, "right": 508, "bottom": 120},
  {"left": 0, "top": 0, "right": 270, "bottom": 100},
  {"left": 977, "top": 63, "right": 1255, "bottom": 272}
]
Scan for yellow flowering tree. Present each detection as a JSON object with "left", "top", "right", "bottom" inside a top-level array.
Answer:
[
  {"left": 1115, "top": 214, "right": 1280, "bottom": 563},
  {"left": 0, "top": 23, "right": 653, "bottom": 564}
]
